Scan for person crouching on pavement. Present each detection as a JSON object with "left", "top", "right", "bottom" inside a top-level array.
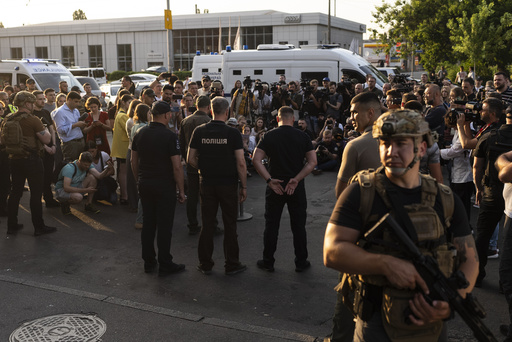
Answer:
[{"left": 55, "top": 151, "right": 114, "bottom": 215}]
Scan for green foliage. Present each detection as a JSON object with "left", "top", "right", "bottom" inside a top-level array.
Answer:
[
  {"left": 0, "top": 22, "right": 4, "bottom": 28},
  {"left": 370, "top": 0, "right": 512, "bottom": 74},
  {"left": 72, "top": 9, "right": 87, "bottom": 21}
]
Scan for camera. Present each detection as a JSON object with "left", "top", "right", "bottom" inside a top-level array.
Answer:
[
  {"left": 254, "top": 81, "right": 263, "bottom": 92},
  {"left": 445, "top": 100, "right": 481, "bottom": 125},
  {"left": 243, "top": 76, "right": 253, "bottom": 88}
]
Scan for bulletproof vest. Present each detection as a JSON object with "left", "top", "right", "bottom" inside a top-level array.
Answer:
[
  {"left": 0, "top": 112, "right": 39, "bottom": 159},
  {"left": 348, "top": 168, "right": 456, "bottom": 342}
]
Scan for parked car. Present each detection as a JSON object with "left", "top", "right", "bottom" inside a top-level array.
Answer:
[
  {"left": 144, "top": 66, "right": 167, "bottom": 73},
  {"left": 100, "top": 83, "right": 121, "bottom": 109},
  {"left": 75, "top": 76, "right": 108, "bottom": 110},
  {"left": 115, "top": 73, "right": 157, "bottom": 83}
]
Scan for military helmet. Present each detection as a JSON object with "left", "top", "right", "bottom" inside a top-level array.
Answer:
[
  {"left": 373, "top": 109, "right": 433, "bottom": 147},
  {"left": 13, "top": 91, "right": 36, "bottom": 107}
]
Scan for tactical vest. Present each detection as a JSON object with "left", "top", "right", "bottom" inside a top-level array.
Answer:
[
  {"left": 345, "top": 168, "right": 456, "bottom": 342},
  {"left": 1, "top": 112, "right": 37, "bottom": 159}
]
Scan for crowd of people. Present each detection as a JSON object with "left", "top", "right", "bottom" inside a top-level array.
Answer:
[{"left": 1, "top": 65, "right": 512, "bottom": 341}]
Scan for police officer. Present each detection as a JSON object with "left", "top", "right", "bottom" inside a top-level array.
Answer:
[
  {"left": 1, "top": 91, "right": 57, "bottom": 236},
  {"left": 131, "top": 101, "right": 186, "bottom": 276},
  {"left": 323, "top": 110, "right": 478, "bottom": 341},
  {"left": 187, "top": 96, "right": 247, "bottom": 275}
]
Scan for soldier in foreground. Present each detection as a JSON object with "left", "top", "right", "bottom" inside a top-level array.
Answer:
[{"left": 324, "top": 110, "right": 478, "bottom": 341}]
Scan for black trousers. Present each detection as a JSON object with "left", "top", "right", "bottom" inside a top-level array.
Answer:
[
  {"left": 186, "top": 170, "right": 200, "bottom": 229},
  {"left": 450, "top": 182, "right": 473, "bottom": 222},
  {"left": 475, "top": 197, "right": 504, "bottom": 279},
  {"left": 42, "top": 152, "right": 55, "bottom": 202},
  {"left": 263, "top": 181, "right": 308, "bottom": 266},
  {"left": 198, "top": 182, "right": 240, "bottom": 270},
  {"left": 8, "top": 156, "right": 45, "bottom": 230},
  {"left": 139, "top": 181, "right": 176, "bottom": 267},
  {"left": 0, "top": 150, "right": 10, "bottom": 211}
]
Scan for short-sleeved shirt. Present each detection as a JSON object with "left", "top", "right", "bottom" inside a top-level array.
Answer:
[
  {"left": 55, "top": 161, "right": 93, "bottom": 190},
  {"left": 189, "top": 120, "right": 243, "bottom": 185},
  {"left": 329, "top": 174, "right": 471, "bottom": 238},
  {"left": 419, "top": 143, "right": 440, "bottom": 175},
  {"left": 92, "top": 151, "right": 111, "bottom": 173},
  {"left": 474, "top": 124, "right": 512, "bottom": 200},
  {"left": 424, "top": 105, "right": 446, "bottom": 144},
  {"left": 337, "top": 127, "right": 380, "bottom": 183},
  {"left": 131, "top": 121, "right": 180, "bottom": 186},
  {"left": 256, "top": 125, "right": 314, "bottom": 182}
]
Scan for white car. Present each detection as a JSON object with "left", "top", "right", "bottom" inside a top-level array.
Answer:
[{"left": 114, "top": 73, "right": 157, "bottom": 83}]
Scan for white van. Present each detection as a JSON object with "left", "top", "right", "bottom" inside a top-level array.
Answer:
[
  {"left": 69, "top": 67, "right": 107, "bottom": 85},
  {"left": 219, "top": 44, "right": 387, "bottom": 90},
  {"left": 191, "top": 54, "right": 223, "bottom": 82},
  {"left": 0, "top": 59, "right": 84, "bottom": 92}
]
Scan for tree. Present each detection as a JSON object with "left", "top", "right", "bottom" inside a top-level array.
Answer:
[
  {"left": 448, "top": 0, "right": 512, "bottom": 72},
  {"left": 0, "top": 22, "right": 4, "bottom": 28},
  {"left": 370, "top": 0, "right": 512, "bottom": 73},
  {"left": 73, "top": 9, "right": 87, "bottom": 21}
]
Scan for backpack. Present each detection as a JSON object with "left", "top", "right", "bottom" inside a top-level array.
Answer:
[{"left": 1, "top": 112, "right": 31, "bottom": 158}]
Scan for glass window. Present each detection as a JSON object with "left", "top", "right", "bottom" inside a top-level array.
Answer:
[
  {"left": 36, "top": 47, "right": 48, "bottom": 59},
  {"left": 11, "top": 48, "right": 22, "bottom": 59},
  {"left": 0, "top": 73, "right": 12, "bottom": 86},
  {"left": 31, "top": 73, "right": 83, "bottom": 93},
  {"left": 117, "top": 44, "right": 132, "bottom": 71},
  {"left": 299, "top": 41, "right": 308, "bottom": 47},
  {"left": 89, "top": 45, "right": 103, "bottom": 68},
  {"left": 61, "top": 46, "right": 75, "bottom": 67}
]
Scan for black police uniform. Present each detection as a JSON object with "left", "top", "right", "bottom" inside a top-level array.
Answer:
[{"left": 189, "top": 120, "right": 244, "bottom": 272}]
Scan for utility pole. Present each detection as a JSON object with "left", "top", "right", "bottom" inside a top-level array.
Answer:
[
  {"left": 328, "top": 0, "right": 331, "bottom": 43},
  {"left": 166, "top": 0, "right": 174, "bottom": 73}
]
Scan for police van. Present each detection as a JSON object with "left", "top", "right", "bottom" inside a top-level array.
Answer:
[
  {"left": 0, "top": 59, "right": 84, "bottom": 92},
  {"left": 220, "top": 44, "right": 387, "bottom": 90},
  {"left": 191, "top": 54, "right": 223, "bottom": 82},
  {"left": 190, "top": 45, "right": 387, "bottom": 90},
  {"left": 69, "top": 67, "right": 107, "bottom": 85}
]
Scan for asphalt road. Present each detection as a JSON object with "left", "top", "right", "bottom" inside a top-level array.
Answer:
[{"left": 0, "top": 166, "right": 507, "bottom": 341}]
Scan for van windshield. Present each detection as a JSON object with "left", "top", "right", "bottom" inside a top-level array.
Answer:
[
  {"left": 359, "top": 65, "right": 387, "bottom": 88},
  {"left": 32, "top": 73, "right": 84, "bottom": 92}
]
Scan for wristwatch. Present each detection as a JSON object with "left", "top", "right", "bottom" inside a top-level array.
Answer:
[{"left": 266, "top": 177, "right": 272, "bottom": 183}]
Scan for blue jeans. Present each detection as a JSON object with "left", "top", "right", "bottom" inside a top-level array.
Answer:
[{"left": 489, "top": 223, "right": 499, "bottom": 250}]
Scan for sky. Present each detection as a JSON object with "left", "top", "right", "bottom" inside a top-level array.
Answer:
[{"left": 2, "top": 0, "right": 390, "bottom": 37}]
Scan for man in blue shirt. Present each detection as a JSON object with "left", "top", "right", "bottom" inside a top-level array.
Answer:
[
  {"left": 52, "top": 92, "right": 86, "bottom": 162},
  {"left": 55, "top": 151, "right": 114, "bottom": 215}
]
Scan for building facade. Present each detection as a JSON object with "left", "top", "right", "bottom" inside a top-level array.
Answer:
[{"left": 0, "top": 10, "right": 365, "bottom": 72}]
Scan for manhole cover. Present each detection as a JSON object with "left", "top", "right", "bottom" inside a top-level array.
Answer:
[{"left": 10, "top": 314, "right": 106, "bottom": 342}]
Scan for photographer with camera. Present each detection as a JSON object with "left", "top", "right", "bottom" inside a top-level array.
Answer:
[
  {"left": 302, "top": 79, "right": 323, "bottom": 135},
  {"left": 457, "top": 96, "right": 501, "bottom": 150},
  {"left": 209, "top": 80, "right": 225, "bottom": 101},
  {"left": 312, "top": 130, "right": 341, "bottom": 175},
  {"left": 254, "top": 82, "right": 271, "bottom": 121},
  {"left": 324, "top": 82, "right": 343, "bottom": 121},
  {"left": 231, "top": 76, "right": 257, "bottom": 118}
]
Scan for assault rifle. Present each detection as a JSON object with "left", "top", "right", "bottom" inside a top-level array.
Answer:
[{"left": 365, "top": 213, "right": 497, "bottom": 342}]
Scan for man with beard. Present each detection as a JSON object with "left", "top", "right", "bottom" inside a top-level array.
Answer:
[{"left": 423, "top": 84, "right": 446, "bottom": 148}]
